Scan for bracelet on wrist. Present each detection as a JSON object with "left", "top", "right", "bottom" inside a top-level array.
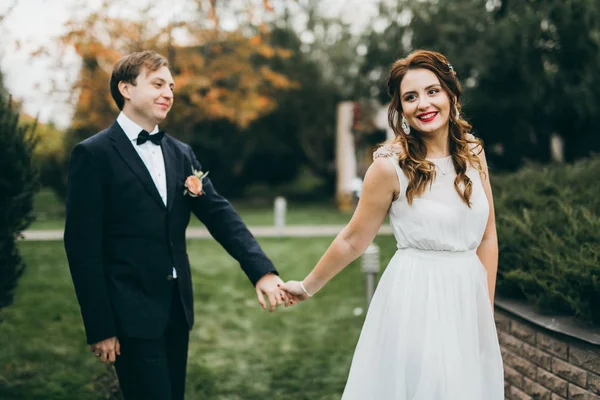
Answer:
[{"left": 300, "top": 281, "right": 313, "bottom": 297}]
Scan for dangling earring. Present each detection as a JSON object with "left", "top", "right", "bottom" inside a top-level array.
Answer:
[
  {"left": 454, "top": 105, "right": 460, "bottom": 122},
  {"left": 401, "top": 116, "right": 411, "bottom": 135}
]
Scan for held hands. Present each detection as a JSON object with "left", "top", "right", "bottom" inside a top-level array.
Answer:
[
  {"left": 255, "top": 273, "right": 301, "bottom": 311},
  {"left": 89, "top": 336, "right": 120, "bottom": 364},
  {"left": 278, "top": 280, "right": 313, "bottom": 302}
]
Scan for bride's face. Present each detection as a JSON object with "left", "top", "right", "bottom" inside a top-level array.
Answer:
[{"left": 399, "top": 68, "right": 451, "bottom": 137}]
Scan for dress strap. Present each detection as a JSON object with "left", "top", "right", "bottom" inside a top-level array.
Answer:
[
  {"left": 386, "top": 156, "right": 403, "bottom": 181},
  {"left": 386, "top": 156, "right": 408, "bottom": 199}
]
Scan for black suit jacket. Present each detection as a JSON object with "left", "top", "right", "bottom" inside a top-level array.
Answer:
[{"left": 64, "top": 121, "right": 277, "bottom": 344}]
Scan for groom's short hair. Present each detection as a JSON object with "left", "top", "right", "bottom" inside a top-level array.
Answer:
[{"left": 110, "top": 51, "right": 169, "bottom": 110}]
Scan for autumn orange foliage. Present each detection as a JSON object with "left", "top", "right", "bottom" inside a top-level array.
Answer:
[{"left": 60, "top": 0, "right": 297, "bottom": 134}]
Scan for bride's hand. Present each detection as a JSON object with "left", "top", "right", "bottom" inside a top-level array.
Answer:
[{"left": 278, "top": 280, "right": 312, "bottom": 301}]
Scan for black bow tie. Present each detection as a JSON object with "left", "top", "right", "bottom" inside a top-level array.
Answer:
[{"left": 136, "top": 130, "right": 164, "bottom": 145}]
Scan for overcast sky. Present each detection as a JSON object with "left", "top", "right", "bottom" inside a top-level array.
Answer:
[{"left": 1, "top": 0, "right": 377, "bottom": 128}]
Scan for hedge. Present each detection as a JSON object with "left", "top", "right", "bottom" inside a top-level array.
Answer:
[{"left": 493, "top": 156, "right": 600, "bottom": 325}]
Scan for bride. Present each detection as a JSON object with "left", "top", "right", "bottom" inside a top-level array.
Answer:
[{"left": 281, "top": 50, "right": 504, "bottom": 399}]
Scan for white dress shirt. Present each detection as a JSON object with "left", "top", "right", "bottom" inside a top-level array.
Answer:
[{"left": 117, "top": 112, "right": 177, "bottom": 279}]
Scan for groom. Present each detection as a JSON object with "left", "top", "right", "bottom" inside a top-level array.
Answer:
[{"left": 64, "top": 50, "right": 290, "bottom": 400}]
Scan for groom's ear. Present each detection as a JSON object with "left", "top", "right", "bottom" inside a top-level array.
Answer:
[{"left": 118, "top": 81, "right": 131, "bottom": 101}]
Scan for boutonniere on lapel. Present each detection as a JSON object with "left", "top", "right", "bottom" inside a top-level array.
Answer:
[{"left": 184, "top": 168, "right": 209, "bottom": 197}]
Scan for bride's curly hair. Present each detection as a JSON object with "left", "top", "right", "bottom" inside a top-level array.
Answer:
[{"left": 387, "top": 49, "right": 484, "bottom": 206}]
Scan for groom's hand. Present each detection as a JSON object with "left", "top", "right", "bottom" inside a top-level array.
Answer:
[
  {"left": 255, "top": 273, "right": 294, "bottom": 312},
  {"left": 89, "top": 336, "right": 121, "bottom": 364}
]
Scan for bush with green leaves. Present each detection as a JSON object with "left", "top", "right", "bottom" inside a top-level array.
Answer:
[
  {"left": 0, "top": 95, "right": 38, "bottom": 315},
  {"left": 493, "top": 157, "right": 600, "bottom": 324}
]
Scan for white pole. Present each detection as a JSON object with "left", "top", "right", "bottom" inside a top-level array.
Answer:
[
  {"left": 336, "top": 101, "right": 357, "bottom": 212},
  {"left": 274, "top": 196, "right": 287, "bottom": 236},
  {"left": 550, "top": 133, "right": 564, "bottom": 163},
  {"left": 361, "top": 244, "right": 380, "bottom": 307}
]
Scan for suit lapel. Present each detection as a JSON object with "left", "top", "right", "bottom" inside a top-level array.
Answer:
[
  {"left": 108, "top": 122, "right": 166, "bottom": 210},
  {"left": 161, "top": 138, "right": 178, "bottom": 212}
]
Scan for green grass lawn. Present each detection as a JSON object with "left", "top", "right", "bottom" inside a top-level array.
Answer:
[
  {"left": 0, "top": 236, "right": 397, "bottom": 400},
  {"left": 30, "top": 189, "right": 68, "bottom": 230},
  {"left": 30, "top": 188, "right": 353, "bottom": 230}
]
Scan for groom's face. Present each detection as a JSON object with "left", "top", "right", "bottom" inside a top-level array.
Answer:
[{"left": 121, "top": 65, "right": 175, "bottom": 126}]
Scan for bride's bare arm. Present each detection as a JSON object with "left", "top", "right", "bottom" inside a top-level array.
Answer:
[
  {"left": 281, "top": 157, "right": 399, "bottom": 299},
  {"left": 475, "top": 148, "right": 499, "bottom": 307}
]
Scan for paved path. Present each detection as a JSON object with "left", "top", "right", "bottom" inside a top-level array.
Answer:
[{"left": 19, "top": 225, "right": 394, "bottom": 241}]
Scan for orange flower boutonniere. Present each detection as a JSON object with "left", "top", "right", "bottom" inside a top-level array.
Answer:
[{"left": 184, "top": 168, "right": 209, "bottom": 197}]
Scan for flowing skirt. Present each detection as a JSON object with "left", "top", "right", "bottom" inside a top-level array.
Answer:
[{"left": 341, "top": 248, "right": 504, "bottom": 400}]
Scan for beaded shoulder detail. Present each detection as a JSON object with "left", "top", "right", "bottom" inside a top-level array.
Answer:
[{"left": 373, "top": 143, "right": 403, "bottom": 159}]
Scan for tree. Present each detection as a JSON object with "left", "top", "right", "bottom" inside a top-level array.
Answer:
[
  {"left": 255, "top": 26, "right": 341, "bottom": 188},
  {"left": 0, "top": 70, "right": 6, "bottom": 100},
  {"left": 0, "top": 94, "right": 38, "bottom": 315},
  {"left": 46, "top": 0, "right": 297, "bottom": 198},
  {"left": 57, "top": 0, "right": 297, "bottom": 130},
  {"left": 466, "top": 0, "right": 600, "bottom": 166},
  {"left": 357, "top": 0, "right": 600, "bottom": 169},
  {"left": 20, "top": 113, "right": 66, "bottom": 190},
  {"left": 170, "top": 26, "right": 342, "bottom": 197}
]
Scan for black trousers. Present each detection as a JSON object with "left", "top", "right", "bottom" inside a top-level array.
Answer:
[{"left": 114, "top": 281, "right": 190, "bottom": 400}]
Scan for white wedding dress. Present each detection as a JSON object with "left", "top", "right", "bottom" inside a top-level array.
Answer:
[{"left": 341, "top": 145, "right": 504, "bottom": 400}]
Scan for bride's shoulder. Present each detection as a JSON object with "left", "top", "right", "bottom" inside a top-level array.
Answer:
[{"left": 373, "top": 143, "right": 403, "bottom": 159}]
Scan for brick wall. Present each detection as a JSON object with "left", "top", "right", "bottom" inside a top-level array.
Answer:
[{"left": 495, "top": 309, "right": 600, "bottom": 400}]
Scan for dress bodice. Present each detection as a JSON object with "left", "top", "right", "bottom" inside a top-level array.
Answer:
[{"left": 374, "top": 145, "right": 489, "bottom": 252}]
